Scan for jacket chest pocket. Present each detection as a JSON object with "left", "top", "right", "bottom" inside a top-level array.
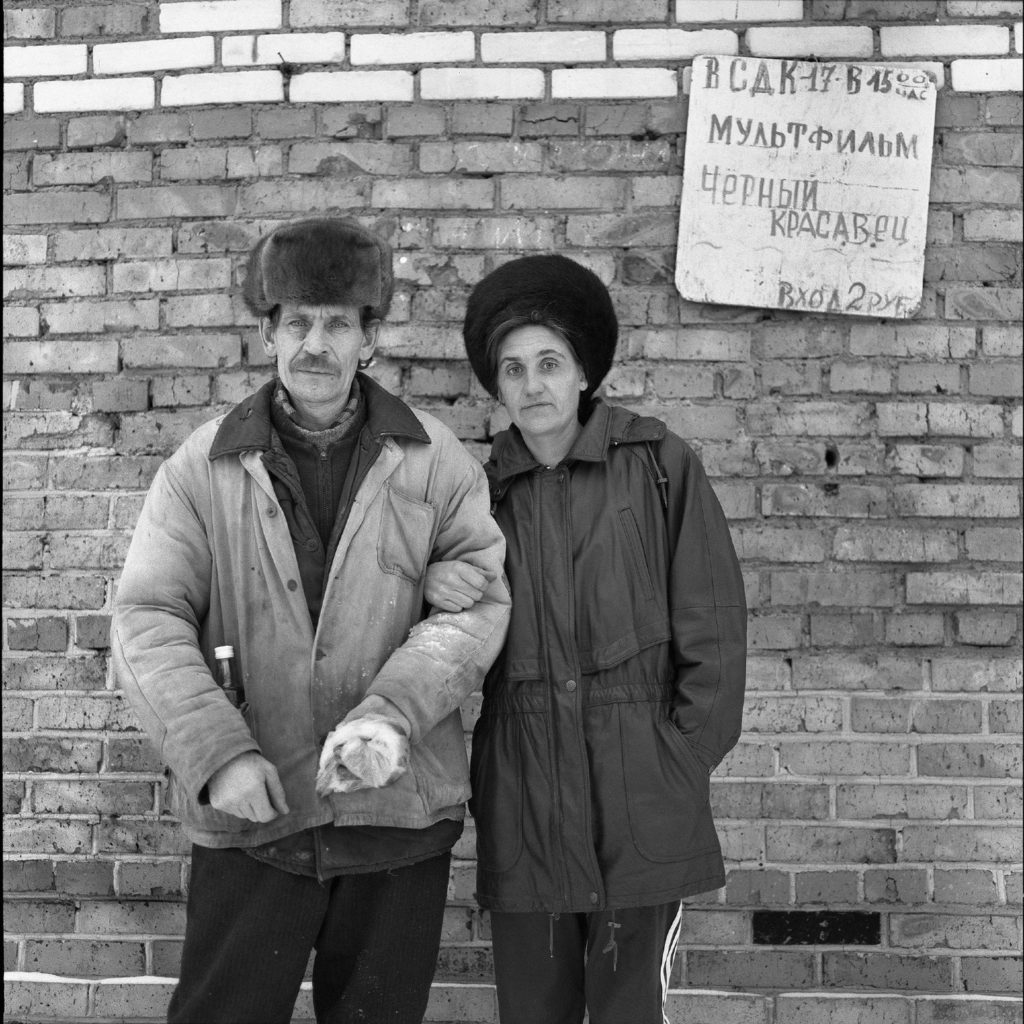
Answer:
[
  {"left": 377, "top": 483, "right": 436, "bottom": 584},
  {"left": 618, "top": 507, "right": 655, "bottom": 600}
]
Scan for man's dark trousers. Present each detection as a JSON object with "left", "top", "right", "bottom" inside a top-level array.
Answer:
[{"left": 168, "top": 844, "right": 451, "bottom": 1024}]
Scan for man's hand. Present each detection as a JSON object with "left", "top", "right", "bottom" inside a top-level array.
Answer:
[
  {"left": 316, "top": 714, "right": 409, "bottom": 796},
  {"left": 424, "top": 560, "right": 496, "bottom": 612},
  {"left": 208, "top": 751, "right": 289, "bottom": 823}
]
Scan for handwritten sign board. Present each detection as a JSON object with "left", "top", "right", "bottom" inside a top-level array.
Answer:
[{"left": 676, "top": 56, "right": 937, "bottom": 318}]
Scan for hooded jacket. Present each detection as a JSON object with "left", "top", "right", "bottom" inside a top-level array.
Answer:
[
  {"left": 470, "top": 401, "right": 746, "bottom": 913},
  {"left": 112, "top": 376, "right": 510, "bottom": 849}
]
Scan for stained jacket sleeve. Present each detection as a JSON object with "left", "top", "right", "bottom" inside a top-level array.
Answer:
[
  {"left": 345, "top": 429, "right": 511, "bottom": 744},
  {"left": 111, "top": 444, "right": 260, "bottom": 800},
  {"left": 663, "top": 434, "right": 747, "bottom": 770}
]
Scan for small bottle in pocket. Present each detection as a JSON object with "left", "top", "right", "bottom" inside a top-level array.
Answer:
[{"left": 214, "top": 645, "right": 246, "bottom": 709}]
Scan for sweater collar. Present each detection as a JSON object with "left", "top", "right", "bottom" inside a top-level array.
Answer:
[
  {"left": 209, "top": 373, "right": 429, "bottom": 460},
  {"left": 489, "top": 399, "right": 666, "bottom": 483}
]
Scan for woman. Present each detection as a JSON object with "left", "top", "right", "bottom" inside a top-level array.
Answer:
[{"left": 426, "top": 255, "right": 747, "bottom": 1024}]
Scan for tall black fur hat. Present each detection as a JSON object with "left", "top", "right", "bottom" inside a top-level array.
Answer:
[
  {"left": 242, "top": 217, "right": 393, "bottom": 320},
  {"left": 463, "top": 254, "right": 617, "bottom": 401}
]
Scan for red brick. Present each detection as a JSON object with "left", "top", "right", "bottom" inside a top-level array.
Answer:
[
  {"left": 891, "top": 914, "right": 1018, "bottom": 951},
  {"left": 766, "top": 826, "right": 897, "bottom": 864},
  {"left": 687, "top": 949, "right": 816, "bottom": 989},
  {"left": 974, "top": 787, "right": 1023, "bottom": 819},
  {"left": 53, "top": 860, "right": 115, "bottom": 896},
  {"left": 26, "top": 936, "right": 146, "bottom": 976},
  {"left": 918, "top": 743, "right": 1022, "bottom": 778},
  {"left": 934, "top": 869, "right": 1003, "bottom": 907},
  {"left": 75, "top": 899, "right": 187, "bottom": 935},
  {"left": 190, "top": 108, "right": 252, "bottom": 140},
  {"left": 711, "top": 781, "right": 830, "bottom": 819},
  {"left": 863, "top": 868, "right": 931, "bottom": 904},
  {"left": 4, "top": 191, "right": 111, "bottom": 224},
  {"left": 60, "top": 4, "right": 147, "bottom": 35},
  {"left": 2, "top": 656, "right": 107, "bottom": 691},
  {"left": 7, "top": 616, "right": 69, "bottom": 652},
  {"left": 103, "top": 738, "right": 164, "bottom": 772},
  {"left": 117, "top": 185, "right": 238, "bottom": 219},
  {"left": 960, "top": 957, "right": 1024, "bottom": 994},
  {"left": 902, "top": 825, "right": 1021, "bottom": 861},
  {"left": 3, "top": 821, "right": 92, "bottom": 856},
  {"left": 956, "top": 611, "right": 1018, "bottom": 645},
  {"left": 3, "top": 118, "right": 61, "bottom": 151},
  {"left": 3, "top": 859, "right": 55, "bottom": 893},
  {"left": 823, "top": 952, "right": 952, "bottom": 991},
  {"left": 116, "top": 860, "right": 184, "bottom": 897}
]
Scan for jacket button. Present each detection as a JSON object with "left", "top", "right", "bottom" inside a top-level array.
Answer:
[
  {"left": 267, "top": 507, "right": 277, "bottom": 517},
  {"left": 589, "top": 892, "right": 598, "bottom": 904},
  {"left": 287, "top": 579, "right": 298, "bottom": 591},
  {"left": 565, "top": 679, "right": 576, "bottom": 692}
]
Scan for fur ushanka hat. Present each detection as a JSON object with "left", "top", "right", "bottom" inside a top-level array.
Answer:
[
  {"left": 462, "top": 254, "right": 618, "bottom": 402},
  {"left": 242, "top": 217, "right": 393, "bottom": 321}
]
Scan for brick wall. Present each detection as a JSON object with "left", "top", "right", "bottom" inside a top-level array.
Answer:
[{"left": 3, "top": 1, "right": 1022, "bottom": 1021}]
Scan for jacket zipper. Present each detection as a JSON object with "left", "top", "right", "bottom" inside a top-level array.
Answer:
[
  {"left": 533, "top": 469, "right": 572, "bottom": 908},
  {"left": 561, "top": 465, "right": 604, "bottom": 908}
]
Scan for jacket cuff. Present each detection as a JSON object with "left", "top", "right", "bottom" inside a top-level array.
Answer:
[{"left": 342, "top": 695, "right": 413, "bottom": 738}]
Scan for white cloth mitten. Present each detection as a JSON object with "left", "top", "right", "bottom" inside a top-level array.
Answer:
[{"left": 316, "top": 713, "right": 409, "bottom": 796}]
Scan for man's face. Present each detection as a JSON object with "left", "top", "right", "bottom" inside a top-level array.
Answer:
[{"left": 261, "top": 303, "right": 377, "bottom": 429}]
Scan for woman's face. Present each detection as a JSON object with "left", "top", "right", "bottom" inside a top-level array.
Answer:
[{"left": 495, "top": 325, "right": 587, "bottom": 443}]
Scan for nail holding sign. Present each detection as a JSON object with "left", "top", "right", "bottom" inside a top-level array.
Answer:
[{"left": 676, "top": 56, "right": 937, "bottom": 319}]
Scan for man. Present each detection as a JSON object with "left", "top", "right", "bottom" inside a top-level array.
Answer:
[{"left": 111, "top": 217, "right": 510, "bottom": 1024}]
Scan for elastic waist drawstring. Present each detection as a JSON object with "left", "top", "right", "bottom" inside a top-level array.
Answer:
[
  {"left": 602, "top": 910, "right": 621, "bottom": 972},
  {"left": 548, "top": 912, "right": 560, "bottom": 958}
]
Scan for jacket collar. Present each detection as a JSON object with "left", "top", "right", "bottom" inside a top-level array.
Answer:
[
  {"left": 209, "top": 373, "right": 429, "bottom": 461},
  {"left": 489, "top": 399, "right": 666, "bottom": 483}
]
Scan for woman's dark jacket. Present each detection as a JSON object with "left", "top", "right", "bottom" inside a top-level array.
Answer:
[{"left": 470, "top": 400, "right": 747, "bottom": 913}]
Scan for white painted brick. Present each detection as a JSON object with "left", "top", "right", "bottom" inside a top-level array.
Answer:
[
  {"left": 222, "top": 32, "right": 346, "bottom": 66},
  {"left": 951, "top": 58, "right": 1023, "bottom": 92},
  {"left": 947, "top": 0, "right": 1022, "bottom": 12},
  {"left": 93, "top": 36, "right": 215, "bottom": 74},
  {"left": 420, "top": 68, "right": 544, "bottom": 100},
  {"left": 675, "top": 0, "right": 803, "bottom": 23},
  {"left": 1016, "top": 23, "right": 1022, "bottom": 55},
  {"left": 481, "top": 31, "right": 605, "bottom": 63},
  {"left": 162, "top": 69, "right": 284, "bottom": 105},
  {"left": 613, "top": 29, "right": 737, "bottom": 60},
  {"left": 159, "top": 0, "right": 281, "bottom": 33},
  {"left": 34, "top": 77, "right": 155, "bottom": 112},
  {"left": 747, "top": 26, "right": 874, "bottom": 58},
  {"left": 4, "top": 83, "right": 24, "bottom": 113},
  {"left": 4, "top": 44, "right": 87, "bottom": 78},
  {"left": 351, "top": 32, "right": 474, "bottom": 65},
  {"left": 552, "top": 67, "right": 677, "bottom": 98},
  {"left": 3, "top": 235, "right": 48, "bottom": 264},
  {"left": 881, "top": 25, "right": 1010, "bottom": 57},
  {"left": 290, "top": 70, "right": 413, "bottom": 102}
]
